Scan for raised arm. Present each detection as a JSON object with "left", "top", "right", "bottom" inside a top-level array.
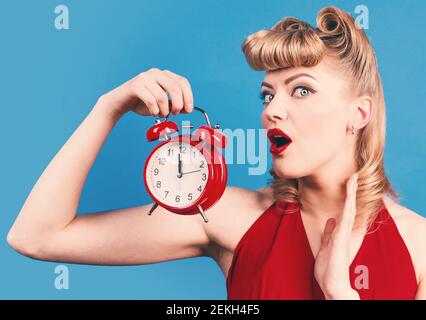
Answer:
[{"left": 7, "top": 68, "right": 213, "bottom": 265}]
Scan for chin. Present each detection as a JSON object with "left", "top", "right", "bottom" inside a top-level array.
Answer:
[
  {"left": 271, "top": 158, "right": 301, "bottom": 179},
  {"left": 271, "top": 152, "right": 319, "bottom": 179}
]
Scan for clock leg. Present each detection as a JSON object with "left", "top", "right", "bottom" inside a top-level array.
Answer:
[
  {"left": 197, "top": 205, "right": 208, "bottom": 223},
  {"left": 148, "top": 203, "right": 159, "bottom": 215}
]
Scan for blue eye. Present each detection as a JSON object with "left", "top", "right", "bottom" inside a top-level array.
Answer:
[
  {"left": 259, "top": 92, "right": 273, "bottom": 104},
  {"left": 292, "top": 86, "right": 314, "bottom": 97},
  {"left": 259, "top": 86, "right": 315, "bottom": 104}
]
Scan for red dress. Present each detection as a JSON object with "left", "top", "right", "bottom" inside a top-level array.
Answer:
[{"left": 226, "top": 200, "right": 417, "bottom": 300}]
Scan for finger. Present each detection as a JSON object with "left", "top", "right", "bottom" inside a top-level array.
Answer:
[
  {"left": 142, "top": 79, "right": 170, "bottom": 117},
  {"left": 162, "top": 70, "right": 194, "bottom": 113},
  {"left": 320, "top": 218, "right": 337, "bottom": 248},
  {"left": 339, "top": 173, "right": 358, "bottom": 229},
  {"left": 346, "top": 173, "right": 358, "bottom": 197},
  {"left": 151, "top": 70, "right": 184, "bottom": 115},
  {"left": 131, "top": 83, "right": 160, "bottom": 116}
]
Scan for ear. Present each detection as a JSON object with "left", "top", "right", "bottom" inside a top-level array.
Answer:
[{"left": 352, "top": 95, "right": 374, "bottom": 130}]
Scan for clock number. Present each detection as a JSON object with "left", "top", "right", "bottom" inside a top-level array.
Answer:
[
  {"left": 199, "top": 160, "right": 204, "bottom": 168},
  {"left": 179, "top": 145, "right": 186, "bottom": 153},
  {"left": 153, "top": 168, "right": 159, "bottom": 175},
  {"left": 167, "top": 148, "right": 174, "bottom": 157},
  {"left": 156, "top": 181, "right": 161, "bottom": 188},
  {"left": 197, "top": 185, "right": 202, "bottom": 192},
  {"left": 175, "top": 195, "right": 180, "bottom": 203},
  {"left": 202, "top": 173, "right": 207, "bottom": 181},
  {"left": 188, "top": 193, "right": 193, "bottom": 201},
  {"left": 164, "top": 190, "right": 169, "bottom": 198},
  {"left": 158, "top": 157, "right": 166, "bottom": 165}
]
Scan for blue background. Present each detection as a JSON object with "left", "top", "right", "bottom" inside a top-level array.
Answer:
[{"left": 1, "top": 0, "right": 425, "bottom": 299}]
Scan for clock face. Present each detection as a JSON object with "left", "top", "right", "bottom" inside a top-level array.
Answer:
[{"left": 145, "top": 141, "right": 210, "bottom": 208}]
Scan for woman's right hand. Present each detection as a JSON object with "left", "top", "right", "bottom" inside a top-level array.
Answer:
[{"left": 98, "top": 68, "right": 195, "bottom": 119}]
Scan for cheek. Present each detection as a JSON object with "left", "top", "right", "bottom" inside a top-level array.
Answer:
[{"left": 298, "top": 107, "right": 346, "bottom": 154}]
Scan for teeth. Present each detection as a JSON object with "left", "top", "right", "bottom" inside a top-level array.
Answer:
[{"left": 272, "top": 134, "right": 289, "bottom": 140}]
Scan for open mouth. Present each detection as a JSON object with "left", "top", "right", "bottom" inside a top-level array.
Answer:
[{"left": 267, "top": 128, "right": 292, "bottom": 154}]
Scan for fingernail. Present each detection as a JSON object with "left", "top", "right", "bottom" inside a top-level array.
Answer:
[{"left": 187, "top": 103, "right": 193, "bottom": 111}]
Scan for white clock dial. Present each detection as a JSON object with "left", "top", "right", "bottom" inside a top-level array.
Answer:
[{"left": 145, "top": 141, "right": 209, "bottom": 208}]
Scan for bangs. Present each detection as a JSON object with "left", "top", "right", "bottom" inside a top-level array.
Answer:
[{"left": 241, "top": 19, "right": 326, "bottom": 71}]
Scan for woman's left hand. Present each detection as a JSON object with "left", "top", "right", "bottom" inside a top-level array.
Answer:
[{"left": 314, "top": 173, "right": 360, "bottom": 300}]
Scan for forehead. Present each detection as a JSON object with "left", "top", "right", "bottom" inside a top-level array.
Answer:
[{"left": 263, "top": 56, "right": 350, "bottom": 88}]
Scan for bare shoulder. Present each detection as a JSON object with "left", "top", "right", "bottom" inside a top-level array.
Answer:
[
  {"left": 212, "top": 185, "right": 274, "bottom": 208},
  {"left": 383, "top": 196, "right": 426, "bottom": 236},
  {"left": 383, "top": 196, "right": 426, "bottom": 284},
  {"left": 203, "top": 185, "right": 275, "bottom": 243},
  {"left": 202, "top": 185, "right": 275, "bottom": 269}
]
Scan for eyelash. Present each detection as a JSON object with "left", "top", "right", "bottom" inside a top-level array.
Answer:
[{"left": 259, "top": 86, "right": 315, "bottom": 104}]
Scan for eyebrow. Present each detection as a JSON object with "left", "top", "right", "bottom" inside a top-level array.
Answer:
[{"left": 261, "top": 73, "right": 318, "bottom": 89}]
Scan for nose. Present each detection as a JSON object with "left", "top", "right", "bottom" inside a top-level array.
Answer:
[{"left": 263, "top": 99, "right": 287, "bottom": 123}]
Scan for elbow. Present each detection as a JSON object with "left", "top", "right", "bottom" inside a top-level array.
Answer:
[{"left": 7, "top": 228, "right": 44, "bottom": 259}]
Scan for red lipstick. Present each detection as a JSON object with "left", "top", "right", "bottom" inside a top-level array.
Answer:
[{"left": 267, "top": 128, "right": 292, "bottom": 155}]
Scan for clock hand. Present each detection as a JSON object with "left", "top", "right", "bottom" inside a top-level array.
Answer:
[
  {"left": 177, "top": 153, "right": 183, "bottom": 178},
  {"left": 181, "top": 169, "right": 201, "bottom": 176}
]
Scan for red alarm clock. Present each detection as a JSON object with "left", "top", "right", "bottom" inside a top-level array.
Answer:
[{"left": 143, "top": 106, "right": 227, "bottom": 223}]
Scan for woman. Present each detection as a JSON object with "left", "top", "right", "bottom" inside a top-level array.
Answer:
[{"left": 7, "top": 6, "right": 425, "bottom": 299}]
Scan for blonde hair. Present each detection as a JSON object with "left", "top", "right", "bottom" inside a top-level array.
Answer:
[{"left": 242, "top": 6, "right": 399, "bottom": 230}]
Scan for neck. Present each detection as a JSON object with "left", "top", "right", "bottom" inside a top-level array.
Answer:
[{"left": 298, "top": 175, "right": 350, "bottom": 220}]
